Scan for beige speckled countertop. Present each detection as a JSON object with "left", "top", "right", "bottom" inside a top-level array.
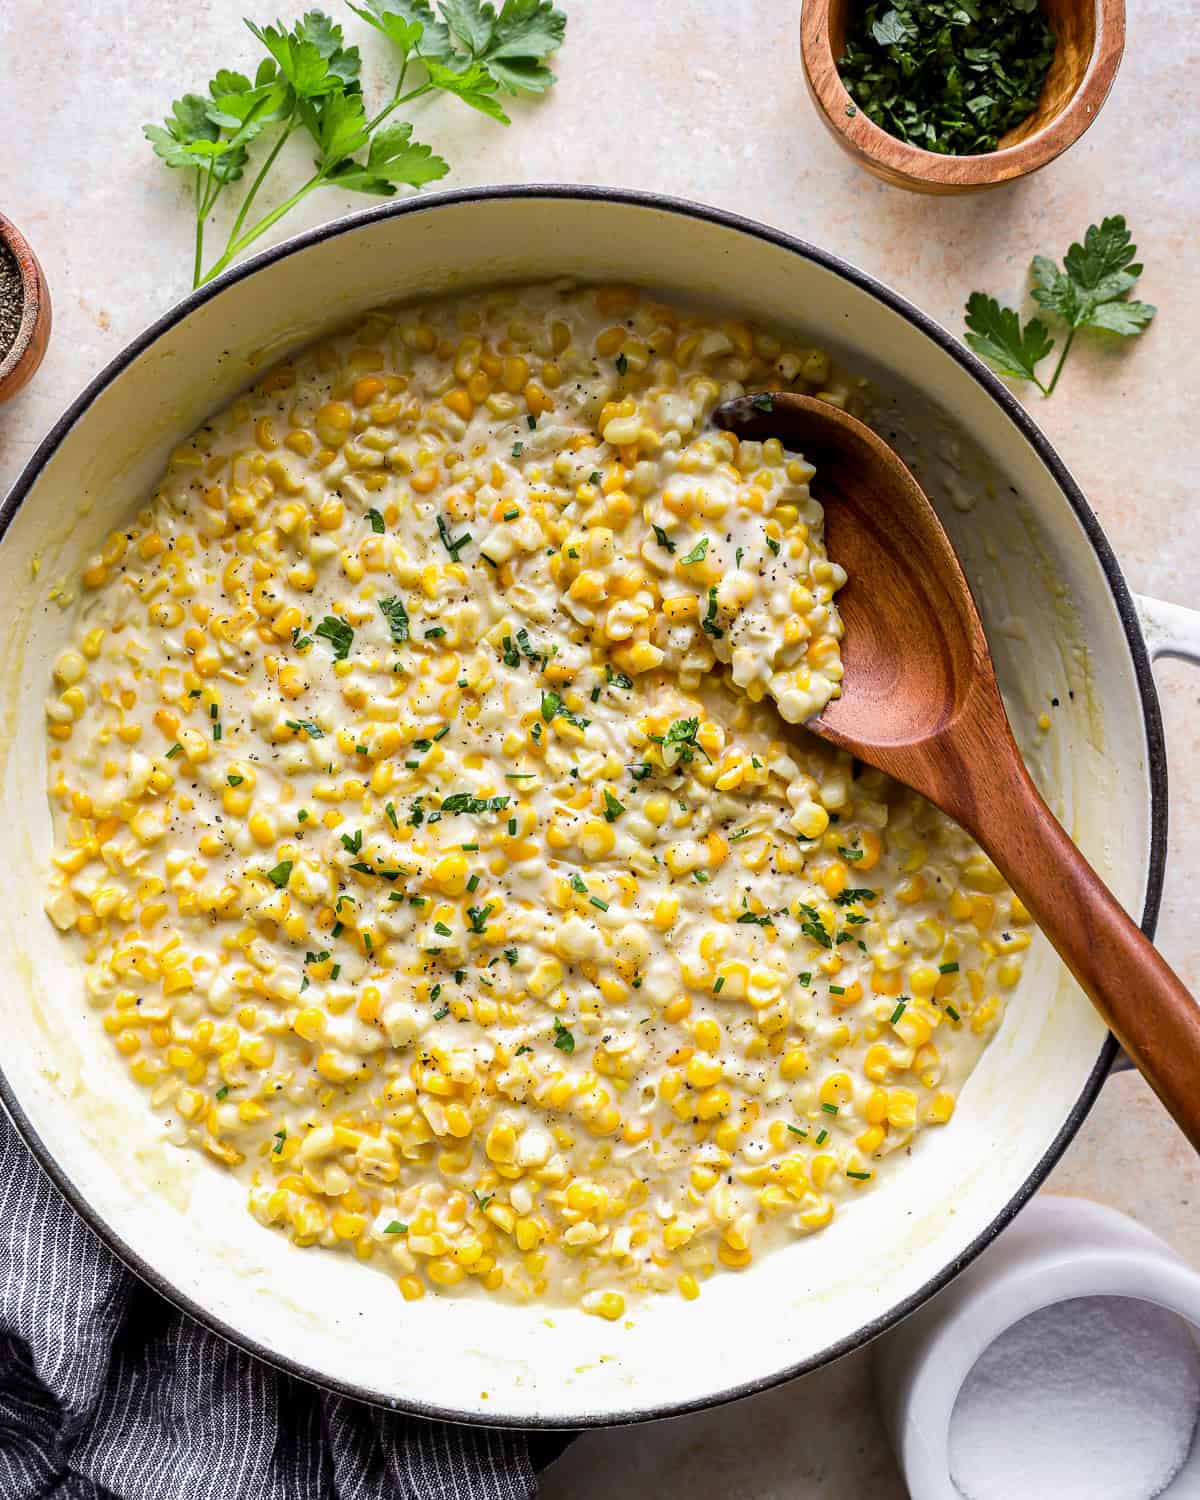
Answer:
[{"left": 1, "top": 1, "right": 1197, "bottom": 1493}]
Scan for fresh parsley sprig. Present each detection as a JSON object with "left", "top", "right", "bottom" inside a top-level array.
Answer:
[
  {"left": 965, "top": 216, "right": 1156, "bottom": 397},
  {"left": 146, "top": 1, "right": 567, "bottom": 287}
]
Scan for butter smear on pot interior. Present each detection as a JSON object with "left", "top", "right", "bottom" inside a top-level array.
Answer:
[{"left": 42, "top": 285, "right": 1027, "bottom": 1318}]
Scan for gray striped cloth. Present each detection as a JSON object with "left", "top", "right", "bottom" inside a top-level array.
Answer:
[{"left": 0, "top": 1111, "right": 570, "bottom": 1498}]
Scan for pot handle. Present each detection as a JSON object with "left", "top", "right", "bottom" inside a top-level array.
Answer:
[
  {"left": 1107, "top": 594, "right": 1200, "bottom": 1074},
  {"left": 1136, "top": 593, "right": 1200, "bottom": 666}
]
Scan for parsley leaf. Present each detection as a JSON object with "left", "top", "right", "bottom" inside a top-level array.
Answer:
[
  {"left": 964, "top": 293, "right": 1055, "bottom": 392},
  {"left": 552, "top": 1016, "right": 575, "bottom": 1053},
  {"left": 315, "top": 614, "right": 354, "bottom": 660},
  {"left": 967, "top": 217, "right": 1155, "bottom": 397}
]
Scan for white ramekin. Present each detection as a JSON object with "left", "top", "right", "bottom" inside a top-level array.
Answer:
[{"left": 874, "top": 1194, "right": 1200, "bottom": 1498}]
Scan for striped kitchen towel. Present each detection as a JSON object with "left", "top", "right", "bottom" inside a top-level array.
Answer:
[{"left": 0, "top": 1111, "right": 570, "bottom": 1499}]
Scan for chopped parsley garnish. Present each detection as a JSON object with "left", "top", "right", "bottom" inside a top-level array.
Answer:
[
  {"left": 838, "top": 844, "right": 865, "bottom": 861},
  {"left": 215, "top": 1085, "right": 229, "bottom": 1101},
  {"left": 588, "top": 470, "right": 602, "bottom": 485},
  {"left": 602, "top": 790, "right": 625, "bottom": 822},
  {"left": 701, "top": 585, "right": 723, "bottom": 639},
  {"left": 285, "top": 719, "right": 324, "bottom": 738},
  {"left": 680, "top": 536, "right": 709, "bottom": 565},
  {"left": 291, "top": 627, "right": 312, "bottom": 650},
  {"left": 366, "top": 508, "right": 386, "bottom": 534},
  {"left": 834, "top": 887, "right": 877, "bottom": 906},
  {"left": 515, "top": 1044, "right": 533, "bottom": 1056},
  {"left": 553, "top": 1017, "right": 576, "bottom": 1053},
  {"left": 736, "top": 911, "right": 772, "bottom": 926},
  {"left": 425, "top": 626, "right": 446, "bottom": 639},
  {"left": 630, "top": 762, "right": 653, "bottom": 782},
  {"left": 605, "top": 665, "right": 633, "bottom": 690},
  {"left": 379, "top": 596, "right": 410, "bottom": 644},
  {"left": 267, "top": 860, "right": 292, "bottom": 888},
  {"left": 649, "top": 523, "right": 676, "bottom": 553},
  {"left": 651, "top": 716, "right": 709, "bottom": 766},
  {"left": 751, "top": 392, "right": 774, "bottom": 411},
  {"left": 765, "top": 535, "right": 781, "bottom": 556},
  {"left": 436, "top": 513, "right": 471, "bottom": 560},
  {"left": 315, "top": 615, "right": 353, "bottom": 661},
  {"left": 383, "top": 1221, "right": 408, "bottom": 1235},
  {"left": 440, "top": 792, "right": 510, "bottom": 816},
  {"left": 540, "top": 691, "right": 590, "bottom": 731}
]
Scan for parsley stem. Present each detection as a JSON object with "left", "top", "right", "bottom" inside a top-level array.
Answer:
[
  {"left": 364, "top": 78, "right": 432, "bottom": 138},
  {"left": 200, "top": 169, "right": 327, "bottom": 285},
  {"left": 1043, "top": 326, "right": 1075, "bottom": 397},
  {"left": 226, "top": 112, "right": 296, "bottom": 253},
  {"left": 193, "top": 170, "right": 205, "bottom": 290}
]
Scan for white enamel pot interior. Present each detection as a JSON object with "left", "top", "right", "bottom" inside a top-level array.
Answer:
[{"left": 0, "top": 188, "right": 1182, "bottom": 1427}]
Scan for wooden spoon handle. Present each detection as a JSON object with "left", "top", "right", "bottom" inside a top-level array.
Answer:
[{"left": 969, "top": 757, "right": 1200, "bottom": 1151}]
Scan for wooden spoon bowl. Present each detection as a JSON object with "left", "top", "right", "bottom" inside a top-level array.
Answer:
[
  {"left": 716, "top": 392, "right": 1200, "bottom": 1152},
  {"left": 800, "top": 0, "right": 1125, "bottom": 193},
  {"left": 0, "top": 212, "right": 52, "bottom": 405}
]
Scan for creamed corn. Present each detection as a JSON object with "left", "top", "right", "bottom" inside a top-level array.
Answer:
[{"left": 42, "top": 284, "right": 1024, "bottom": 1317}]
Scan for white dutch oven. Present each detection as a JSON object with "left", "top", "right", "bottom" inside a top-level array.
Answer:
[{"left": 2, "top": 188, "right": 1197, "bottom": 1427}]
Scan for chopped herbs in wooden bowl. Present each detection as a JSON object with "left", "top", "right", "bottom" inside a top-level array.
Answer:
[{"left": 838, "top": 0, "right": 1057, "bottom": 156}]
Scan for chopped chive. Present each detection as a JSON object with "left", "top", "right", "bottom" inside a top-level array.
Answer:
[
  {"left": 938, "top": 961, "right": 960, "bottom": 974},
  {"left": 816, "top": 1128, "right": 829, "bottom": 1145},
  {"left": 467, "top": 874, "right": 480, "bottom": 893},
  {"left": 165, "top": 743, "right": 182, "bottom": 759},
  {"left": 821, "top": 1102, "right": 839, "bottom": 1115},
  {"left": 890, "top": 999, "right": 908, "bottom": 1024}
]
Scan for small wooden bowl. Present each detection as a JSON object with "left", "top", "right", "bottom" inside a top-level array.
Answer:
[
  {"left": 0, "top": 212, "right": 51, "bottom": 403},
  {"left": 800, "top": 0, "right": 1125, "bottom": 193}
]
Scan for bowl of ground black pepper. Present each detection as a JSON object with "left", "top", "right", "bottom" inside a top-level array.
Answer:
[
  {"left": 800, "top": 0, "right": 1125, "bottom": 193},
  {"left": 0, "top": 213, "right": 51, "bottom": 404}
]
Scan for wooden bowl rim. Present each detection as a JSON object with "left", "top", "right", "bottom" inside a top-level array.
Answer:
[
  {"left": 0, "top": 211, "right": 49, "bottom": 388},
  {"left": 800, "top": 0, "right": 1126, "bottom": 188}
]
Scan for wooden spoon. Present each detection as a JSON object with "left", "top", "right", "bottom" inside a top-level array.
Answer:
[{"left": 715, "top": 391, "right": 1200, "bottom": 1151}]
